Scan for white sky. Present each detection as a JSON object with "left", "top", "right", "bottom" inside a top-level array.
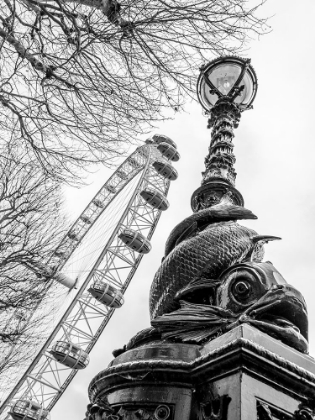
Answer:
[{"left": 53, "top": 0, "right": 315, "bottom": 418}]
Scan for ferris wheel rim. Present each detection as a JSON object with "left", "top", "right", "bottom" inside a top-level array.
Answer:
[
  {"left": 0, "top": 141, "right": 176, "bottom": 418},
  {"left": 50, "top": 148, "right": 148, "bottom": 271},
  {"left": 0, "top": 147, "right": 149, "bottom": 374}
]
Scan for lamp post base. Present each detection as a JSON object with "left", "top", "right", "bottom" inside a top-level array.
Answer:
[{"left": 87, "top": 325, "right": 315, "bottom": 420}]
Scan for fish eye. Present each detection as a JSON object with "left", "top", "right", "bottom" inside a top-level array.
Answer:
[
  {"left": 232, "top": 278, "right": 252, "bottom": 301},
  {"left": 217, "top": 266, "right": 266, "bottom": 312}
]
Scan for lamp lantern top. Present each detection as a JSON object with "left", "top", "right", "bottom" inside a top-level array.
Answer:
[{"left": 197, "top": 56, "right": 258, "bottom": 113}]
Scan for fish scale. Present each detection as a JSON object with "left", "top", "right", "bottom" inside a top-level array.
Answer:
[{"left": 150, "top": 221, "right": 258, "bottom": 319}]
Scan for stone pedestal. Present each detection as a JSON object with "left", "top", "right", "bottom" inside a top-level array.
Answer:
[{"left": 88, "top": 325, "right": 315, "bottom": 420}]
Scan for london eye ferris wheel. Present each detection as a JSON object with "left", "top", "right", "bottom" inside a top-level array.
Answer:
[{"left": 0, "top": 134, "right": 180, "bottom": 420}]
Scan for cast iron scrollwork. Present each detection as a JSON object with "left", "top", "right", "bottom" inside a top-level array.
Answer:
[
  {"left": 257, "top": 401, "right": 274, "bottom": 420},
  {"left": 256, "top": 400, "right": 309, "bottom": 420},
  {"left": 293, "top": 403, "right": 315, "bottom": 420},
  {"left": 199, "top": 395, "right": 231, "bottom": 420},
  {"left": 84, "top": 401, "right": 172, "bottom": 420}
]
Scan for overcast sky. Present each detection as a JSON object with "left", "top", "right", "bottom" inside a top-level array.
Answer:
[{"left": 53, "top": 1, "right": 315, "bottom": 418}]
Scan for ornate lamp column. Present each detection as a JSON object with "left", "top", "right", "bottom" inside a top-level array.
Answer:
[
  {"left": 192, "top": 56, "right": 257, "bottom": 211},
  {"left": 84, "top": 58, "right": 315, "bottom": 420}
]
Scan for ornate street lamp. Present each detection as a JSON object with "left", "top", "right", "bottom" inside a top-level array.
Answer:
[
  {"left": 85, "top": 56, "right": 314, "bottom": 420},
  {"left": 191, "top": 56, "right": 258, "bottom": 212}
]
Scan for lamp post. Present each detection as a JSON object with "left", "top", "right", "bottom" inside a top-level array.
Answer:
[
  {"left": 192, "top": 56, "right": 258, "bottom": 211},
  {"left": 85, "top": 58, "right": 315, "bottom": 420}
]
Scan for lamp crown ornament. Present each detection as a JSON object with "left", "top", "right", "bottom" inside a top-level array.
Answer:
[
  {"left": 191, "top": 56, "right": 258, "bottom": 212},
  {"left": 197, "top": 56, "right": 257, "bottom": 115}
]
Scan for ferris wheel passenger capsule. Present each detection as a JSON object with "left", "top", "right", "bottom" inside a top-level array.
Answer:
[
  {"left": 152, "top": 134, "right": 177, "bottom": 149},
  {"left": 93, "top": 199, "right": 104, "bottom": 208},
  {"left": 9, "top": 400, "right": 50, "bottom": 420},
  {"left": 118, "top": 229, "right": 152, "bottom": 254},
  {"left": 116, "top": 170, "right": 128, "bottom": 180},
  {"left": 140, "top": 189, "right": 169, "bottom": 211},
  {"left": 67, "top": 230, "right": 79, "bottom": 241},
  {"left": 128, "top": 157, "right": 141, "bottom": 169},
  {"left": 152, "top": 161, "right": 178, "bottom": 181},
  {"left": 50, "top": 341, "right": 89, "bottom": 369},
  {"left": 138, "top": 146, "right": 149, "bottom": 157},
  {"left": 80, "top": 215, "right": 92, "bottom": 224},
  {"left": 88, "top": 281, "right": 124, "bottom": 308},
  {"left": 54, "top": 249, "right": 67, "bottom": 259},
  {"left": 157, "top": 142, "right": 180, "bottom": 162},
  {"left": 105, "top": 184, "right": 116, "bottom": 194}
]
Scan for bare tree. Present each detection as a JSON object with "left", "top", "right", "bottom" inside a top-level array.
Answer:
[
  {"left": 0, "top": 146, "right": 65, "bottom": 365},
  {"left": 0, "top": 0, "right": 267, "bottom": 181}
]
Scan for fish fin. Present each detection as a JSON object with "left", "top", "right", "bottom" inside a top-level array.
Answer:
[
  {"left": 252, "top": 235, "right": 281, "bottom": 243},
  {"left": 164, "top": 204, "right": 257, "bottom": 258},
  {"left": 208, "top": 203, "right": 257, "bottom": 221},
  {"left": 247, "top": 235, "right": 281, "bottom": 262},
  {"left": 175, "top": 277, "right": 221, "bottom": 300}
]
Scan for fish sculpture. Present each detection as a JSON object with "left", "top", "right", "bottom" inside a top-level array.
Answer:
[
  {"left": 151, "top": 260, "right": 308, "bottom": 353},
  {"left": 114, "top": 256, "right": 308, "bottom": 356},
  {"left": 149, "top": 201, "right": 279, "bottom": 319},
  {"left": 112, "top": 200, "right": 308, "bottom": 356}
]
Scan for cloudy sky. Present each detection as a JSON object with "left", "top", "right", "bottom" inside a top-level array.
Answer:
[{"left": 52, "top": 0, "right": 315, "bottom": 418}]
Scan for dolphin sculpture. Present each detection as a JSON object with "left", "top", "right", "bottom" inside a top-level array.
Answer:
[
  {"left": 150, "top": 200, "right": 279, "bottom": 319},
  {"left": 112, "top": 200, "right": 308, "bottom": 356}
]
